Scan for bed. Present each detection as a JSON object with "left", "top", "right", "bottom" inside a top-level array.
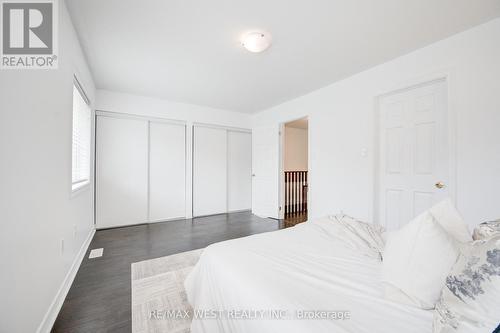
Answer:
[{"left": 184, "top": 217, "right": 433, "bottom": 333}]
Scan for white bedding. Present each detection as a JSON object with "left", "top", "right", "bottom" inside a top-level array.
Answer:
[{"left": 184, "top": 218, "right": 433, "bottom": 333}]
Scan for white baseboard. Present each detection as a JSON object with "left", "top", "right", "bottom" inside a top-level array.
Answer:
[
  {"left": 36, "top": 228, "right": 96, "bottom": 333},
  {"left": 227, "top": 209, "right": 252, "bottom": 213}
]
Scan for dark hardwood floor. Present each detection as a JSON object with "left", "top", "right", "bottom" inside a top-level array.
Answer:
[
  {"left": 283, "top": 212, "right": 308, "bottom": 228},
  {"left": 52, "top": 211, "right": 282, "bottom": 333}
]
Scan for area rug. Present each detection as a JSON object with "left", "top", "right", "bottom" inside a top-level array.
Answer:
[{"left": 131, "top": 249, "right": 203, "bottom": 333}]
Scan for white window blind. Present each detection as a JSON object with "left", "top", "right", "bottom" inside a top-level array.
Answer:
[{"left": 72, "top": 81, "right": 91, "bottom": 191}]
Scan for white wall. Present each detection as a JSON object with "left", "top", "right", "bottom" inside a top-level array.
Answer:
[
  {"left": 96, "top": 90, "right": 252, "bottom": 129},
  {"left": 253, "top": 18, "right": 500, "bottom": 229},
  {"left": 0, "top": 2, "right": 96, "bottom": 333},
  {"left": 284, "top": 126, "right": 308, "bottom": 171}
]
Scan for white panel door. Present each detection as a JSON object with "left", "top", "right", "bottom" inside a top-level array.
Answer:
[
  {"left": 96, "top": 116, "right": 149, "bottom": 228},
  {"left": 227, "top": 131, "right": 252, "bottom": 212},
  {"left": 149, "top": 122, "right": 186, "bottom": 221},
  {"left": 193, "top": 126, "right": 227, "bottom": 216},
  {"left": 252, "top": 125, "right": 280, "bottom": 219},
  {"left": 378, "top": 80, "right": 449, "bottom": 230}
]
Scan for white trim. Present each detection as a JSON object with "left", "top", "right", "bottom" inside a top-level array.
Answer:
[
  {"left": 278, "top": 116, "right": 309, "bottom": 220},
  {"left": 96, "top": 110, "right": 187, "bottom": 126},
  {"left": 96, "top": 220, "right": 147, "bottom": 230},
  {"left": 186, "top": 123, "right": 194, "bottom": 219},
  {"left": 372, "top": 97, "right": 381, "bottom": 225},
  {"left": 147, "top": 216, "right": 187, "bottom": 224},
  {"left": 193, "top": 122, "right": 251, "bottom": 133},
  {"left": 373, "top": 72, "right": 457, "bottom": 225},
  {"left": 72, "top": 80, "right": 92, "bottom": 195},
  {"left": 278, "top": 123, "right": 286, "bottom": 219},
  {"left": 73, "top": 75, "right": 90, "bottom": 106},
  {"left": 226, "top": 130, "right": 230, "bottom": 213},
  {"left": 227, "top": 209, "right": 252, "bottom": 213},
  {"left": 147, "top": 121, "right": 151, "bottom": 222},
  {"left": 36, "top": 228, "right": 95, "bottom": 333},
  {"left": 95, "top": 217, "right": 188, "bottom": 230},
  {"left": 72, "top": 179, "right": 90, "bottom": 189},
  {"left": 93, "top": 113, "right": 97, "bottom": 226},
  {"left": 70, "top": 181, "right": 90, "bottom": 198}
]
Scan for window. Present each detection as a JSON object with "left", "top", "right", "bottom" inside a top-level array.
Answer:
[{"left": 72, "top": 79, "right": 91, "bottom": 191}]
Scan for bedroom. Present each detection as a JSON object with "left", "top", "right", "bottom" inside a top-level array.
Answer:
[{"left": 0, "top": 0, "right": 499, "bottom": 332}]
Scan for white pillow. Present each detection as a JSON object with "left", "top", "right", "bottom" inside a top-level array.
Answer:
[
  {"left": 429, "top": 198, "right": 471, "bottom": 243},
  {"left": 382, "top": 211, "right": 461, "bottom": 309},
  {"left": 434, "top": 235, "right": 500, "bottom": 333}
]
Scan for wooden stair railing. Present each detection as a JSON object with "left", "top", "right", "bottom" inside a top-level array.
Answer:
[{"left": 284, "top": 171, "right": 308, "bottom": 216}]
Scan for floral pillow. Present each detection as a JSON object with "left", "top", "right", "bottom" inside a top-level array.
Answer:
[
  {"left": 434, "top": 235, "right": 500, "bottom": 333},
  {"left": 473, "top": 220, "right": 500, "bottom": 241}
]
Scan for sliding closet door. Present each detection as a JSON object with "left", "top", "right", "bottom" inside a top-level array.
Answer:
[
  {"left": 96, "top": 116, "right": 148, "bottom": 228},
  {"left": 149, "top": 122, "right": 186, "bottom": 221},
  {"left": 227, "top": 131, "right": 252, "bottom": 212},
  {"left": 193, "top": 126, "right": 227, "bottom": 216}
]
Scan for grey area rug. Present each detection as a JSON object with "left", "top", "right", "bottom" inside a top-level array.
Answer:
[{"left": 131, "top": 249, "right": 203, "bottom": 333}]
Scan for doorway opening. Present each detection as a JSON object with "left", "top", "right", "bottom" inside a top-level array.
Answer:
[{"left": 281, "top": 117, "right": 308, "bottom": 227}]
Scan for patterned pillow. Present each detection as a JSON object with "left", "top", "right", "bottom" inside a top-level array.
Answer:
[
  {"left": 434, "top": 235, "right": 500, "bottom": 333},
  {"left": 473, "top": 220, "right": 500, "bottom": 241}
]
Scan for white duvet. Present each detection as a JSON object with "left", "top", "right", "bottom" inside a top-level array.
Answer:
[{"left": 184, "top": 218, "right": 433, "bottom": 333}]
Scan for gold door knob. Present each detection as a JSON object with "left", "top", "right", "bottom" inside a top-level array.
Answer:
[{"left": 435, "top": 181, "right": 445, "bottom": 189}]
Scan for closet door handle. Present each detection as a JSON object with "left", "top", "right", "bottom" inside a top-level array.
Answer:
[{"left": 435, "top": 181, "right": 445, "bottom": 189}]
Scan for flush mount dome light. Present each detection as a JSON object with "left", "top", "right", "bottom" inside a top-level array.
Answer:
[{"left": 241, "top": 32, "right": 272, "bottom": 53}]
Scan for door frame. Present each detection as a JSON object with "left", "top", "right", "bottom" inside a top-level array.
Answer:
[
  {"left": 278, "top": 116, "right": 309, "bottom": 220},
  {"left": 373, "top": 72, "right": 457, "bottom": 226}
]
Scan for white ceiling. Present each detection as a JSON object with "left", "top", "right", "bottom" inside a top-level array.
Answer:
[{"left": 67, "top": 0, "right": 500, "bottom": 113}]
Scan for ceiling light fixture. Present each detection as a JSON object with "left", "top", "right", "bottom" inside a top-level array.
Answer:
[{"left": 241, "top": 31, "right": 272, "bottom": 53}]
